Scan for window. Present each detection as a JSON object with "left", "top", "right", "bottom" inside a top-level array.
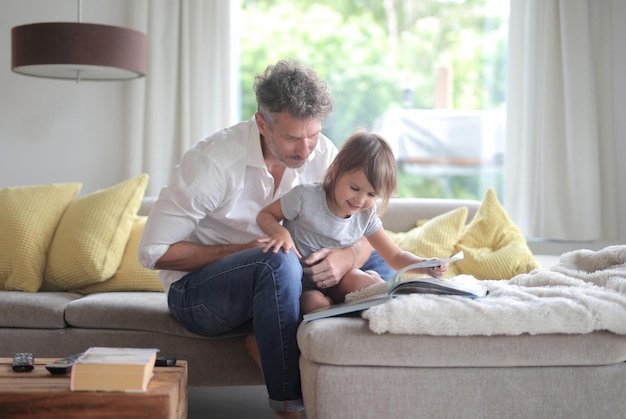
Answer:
[{"left": 239, "top": 0, "right": 508, "bottom": 200}]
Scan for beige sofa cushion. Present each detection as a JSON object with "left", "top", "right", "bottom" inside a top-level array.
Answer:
[
  {"left": 0, "top": 291, "right": 82, "bottom": 328},
  {"left": 64, "top": 292, "right": 252, "bottom": 339},
  {"left": 298, "top": 317, "right": 626, "bottom": 368}
]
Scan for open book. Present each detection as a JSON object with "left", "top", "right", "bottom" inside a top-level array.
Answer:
[{"left": 302, "top": 251, "right": 488, "bottom": 322}]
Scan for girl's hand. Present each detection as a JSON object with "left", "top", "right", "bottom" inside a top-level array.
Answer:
[
  {"left": 425, "top": 262, "right": 448, "bottom": 278},
  {"left": 258, "top": 233, "right": 302, "bottom": 258}
]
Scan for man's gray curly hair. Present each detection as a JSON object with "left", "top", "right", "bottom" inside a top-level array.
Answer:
[{"left": 254, "top": 59, "right": 334, "bottom": 125}]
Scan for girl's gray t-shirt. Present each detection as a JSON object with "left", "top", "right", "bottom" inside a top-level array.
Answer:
[{"left": 280, "top": 183, "right": 382, "bottom": 260}]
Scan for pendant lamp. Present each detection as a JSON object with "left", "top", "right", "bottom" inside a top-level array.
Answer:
[{"left": 11, "top": 0, "right": 147, "bottom": 82}]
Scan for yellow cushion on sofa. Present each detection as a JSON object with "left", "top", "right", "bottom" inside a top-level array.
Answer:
[
  {"left": 386, "top": 206, "right": 468, "bottom": 278},
  {"left": 73, "top": 216, "right": 163, "bottom": 294},
  {"left": 0, "top": 183, "right": 82, "bottom": 292},
  {"left": 455, "top": 188, "right": 540, "bottom": 280},
  {"left": 43, "top": 174, "right": 149, "bottom": 290}
]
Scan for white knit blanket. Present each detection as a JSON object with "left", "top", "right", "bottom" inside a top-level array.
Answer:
[{"left": 361, "top": 245, "right": 626, "bottom": 336}]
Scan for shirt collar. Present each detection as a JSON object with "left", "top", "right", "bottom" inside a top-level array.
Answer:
[
  {"left": 246, "top": 118, "right": 265, "bottom": 169},
  {"left": 245, "top": 117, "right": 317, "bottom": 174}
]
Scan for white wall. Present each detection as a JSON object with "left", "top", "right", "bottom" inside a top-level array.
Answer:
[{"left": 0, "top": 0, "right": 143, "bottom": 195}]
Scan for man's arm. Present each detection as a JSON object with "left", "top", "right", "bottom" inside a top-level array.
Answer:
[
  {"left": 301, "top": 236, "right": 372, "bottom": 288},
  {"left": 154, "top": 239, "right": 265, "bottom": 272}
]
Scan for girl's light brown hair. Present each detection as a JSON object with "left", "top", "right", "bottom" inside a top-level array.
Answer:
[{"left": 323, "top": 130, "right": 397, "bottom": 213}]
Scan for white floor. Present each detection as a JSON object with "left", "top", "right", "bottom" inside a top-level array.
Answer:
[{"left": 187, "top": 385, "right": 275, "bottom": 419}]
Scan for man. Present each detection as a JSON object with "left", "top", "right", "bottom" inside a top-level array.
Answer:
[{"left": 139, "top": 59, "right": 390, "bottom": 418}]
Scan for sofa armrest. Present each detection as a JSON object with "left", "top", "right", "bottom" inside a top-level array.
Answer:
[
  {"left": 380, "top": 197, "right": 481, "bottom": 232},
  {"left": 138, "top": 196, "right": 481, "bottom": 232}
]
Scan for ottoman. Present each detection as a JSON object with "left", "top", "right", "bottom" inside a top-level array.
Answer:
[{"left": 297, "top": 317, "right": 626, "bottom": 419}]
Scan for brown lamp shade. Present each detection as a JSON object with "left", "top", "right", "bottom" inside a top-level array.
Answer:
[{"left": 11, "top": 22, "right": 147, "bottom": 81}]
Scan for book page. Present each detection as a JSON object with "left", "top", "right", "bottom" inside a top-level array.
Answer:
[
  {"left": 391, "top": 276, "right": 488, "bottom": 298},
  {"left": 388, "top": 251, "right": 464, "bottom": 291}
]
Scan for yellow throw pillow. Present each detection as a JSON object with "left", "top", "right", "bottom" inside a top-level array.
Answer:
[
  {"left": 43, "top": 174, "right": 149, "bottom": 290},
  {"left": 0, "top": 183, "right": 82, "bottom": 292},
  {"left": 455, "top": 188, "right": 540, "bottom": 280},
  {"left": 73, "top": 216, "right": 163, "bottom": 294},
  {"left": 386, "top": 206, "right": 468, "bottom": 278}
]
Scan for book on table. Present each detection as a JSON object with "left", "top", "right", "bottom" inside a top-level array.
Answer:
[
  {"left": 302, "top": 251, "right": 488, "bottom": 322},
  {"left": 70, "top": 347, "right": 159, "bottom": 392}
]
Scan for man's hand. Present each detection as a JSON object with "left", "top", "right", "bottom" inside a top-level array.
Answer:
[
  {"left": 155, "top": 238, "right": 267, "bottom": 272},
  {"left": 302, "top": 247, "right": 356, "bottom": 289},
  {"left": 302, "top": 236, "right": 372, "bottom": 289}
]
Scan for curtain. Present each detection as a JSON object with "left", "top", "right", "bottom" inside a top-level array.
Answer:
[
  {"left": 505, "top": 0, "right": 618, "bottom": 241},
  {"left": 125, "top": 0, "right": 239, "bottom": 196}
]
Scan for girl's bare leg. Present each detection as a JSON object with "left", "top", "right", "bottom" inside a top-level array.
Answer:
[
  {"left": 327, "top": 269, "right": 384, "bottom": 303},
  {"left": 300, "top": 288, "right": 333, "bottom": 314}
]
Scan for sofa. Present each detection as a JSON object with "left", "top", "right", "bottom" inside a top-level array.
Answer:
[
  {"left": 2, "top": 177, "right": 624, "bottom": 419},
  {"left": 297, "top": 198, "right": 626, "bottom": 418},
  {"left": 0, "top": 175, "right": 263, "bottom": 386}
]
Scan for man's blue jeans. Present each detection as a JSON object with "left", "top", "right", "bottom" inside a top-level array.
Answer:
[{"left": 167, "top": 247, "right": 393, "bottom": 412}]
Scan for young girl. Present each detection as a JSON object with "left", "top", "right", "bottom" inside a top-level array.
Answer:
[{"left": 257, "top": 130, "right": 448, "bottom": 314}]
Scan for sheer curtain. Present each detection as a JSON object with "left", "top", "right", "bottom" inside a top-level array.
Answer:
[
  {"left": 125, "top": 0, "right": 239, "bottom": 196},
  {"left": 505, "top": 0, "right": 619, "bottom": 242}
]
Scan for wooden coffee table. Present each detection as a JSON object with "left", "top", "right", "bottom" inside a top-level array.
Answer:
[{"left": 0, "top": 358, "right": 187, "bottom": 418}]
